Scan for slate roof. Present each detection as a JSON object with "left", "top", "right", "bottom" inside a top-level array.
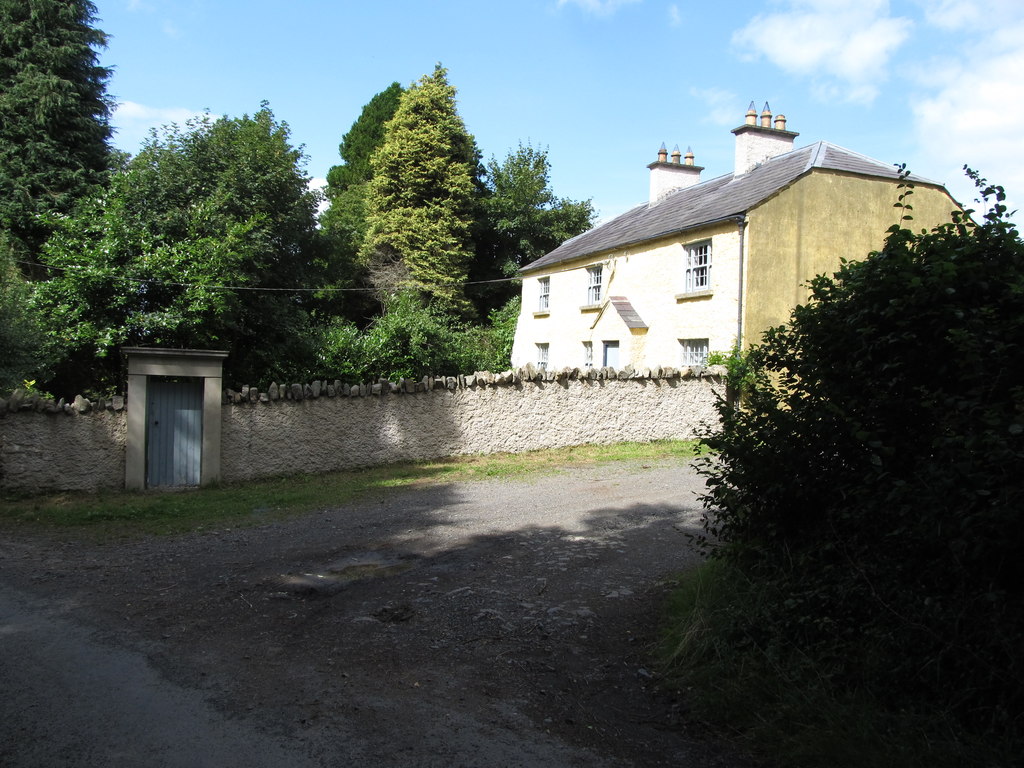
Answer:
[
  {"left": 520, "top": 141, "right": 942, "bottom": 274},
  {"left": 609, "top": 296, "right": 647, "bottom": 329}
]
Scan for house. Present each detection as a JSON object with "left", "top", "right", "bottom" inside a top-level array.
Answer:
[{"left": 510, "top": 104, "right": 959, "bottom": 371}]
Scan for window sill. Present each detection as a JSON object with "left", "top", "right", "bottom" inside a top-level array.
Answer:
[
  {"left": 675, "top": 289, "right": 713, "bottom": 302},
  {"left": 533, "top": 310, "right": 550, "bottom": 318},
  {"left": 579, "top": 303, "right": 602, "bottom": 312}
]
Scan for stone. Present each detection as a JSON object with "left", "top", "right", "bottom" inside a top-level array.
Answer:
[
  {"left": 241, "top": 385, "right": 250, "bottom": 399},
  {"left": 341, "top": 384, "right": 350, "bottom": 396},
  {"left": 290, "top": 383, "right": 303, "bottom": 400},
  {"left": 311, "top": 380, "right": 322, "bottom": 398},
  {"left": 259, "top": 392, "right": 269, "bottom": 403},
  {"left": 249, "top": 387, "right": 259, "bottom": 403},
  {"left": 304, "top": 384, "right": 314, "bottom": 399},
  {"left": 268, "top": 383, "right": 280, "bottom": 401},
  {"left": 327, "top": 384, "right": 336, "bottom": 397},
  {"left": 371, "top": 383, "right": 382, "bottom": 395},
  {"left": 112, "top": 395, "right": 124, "bottom": 411},
  {"left": 389, "top": 381, "right": 401, "bottom": 394},
  {"left": 446, "top": 376, "right": 457, "bottom": 391},
  {"left": 404, "top": 379, "right": 416, "bottom": 394},
  {"left": 522, "top": 363, "right": 536, "bottom": 381},
  {"left": 73, "top": 395, "right": 91, "bottom": 414}
]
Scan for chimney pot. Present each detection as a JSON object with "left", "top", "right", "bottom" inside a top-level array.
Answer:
[
  {"left": 670, "top": 145, "right": 681, "bottom": 164},
  {"left": 657, "top": 142, "right": 668, "bottom": 163},
  {"left": 760, "top": 102, "right": 772, "bottom": 128},
  {"left": 774, "top": 114, "right": 787, "bottom": 131},
  {"left": 684, "top": 146, "right": 695, "bottom": 166},
  {"left": 745, "top": 101, "right": 757, "bottom": 126}
]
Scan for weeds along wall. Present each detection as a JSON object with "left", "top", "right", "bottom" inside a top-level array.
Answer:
[{"left": 0, "top": 367, "right": 724, "bottom": 493}]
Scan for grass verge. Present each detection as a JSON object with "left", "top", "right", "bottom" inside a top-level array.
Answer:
[
  {"left": 659, "top": 559, "right": 1018, "bottom": 768},
  {"left": 0, "top": 439, "right": 700, "bottom": 537}
]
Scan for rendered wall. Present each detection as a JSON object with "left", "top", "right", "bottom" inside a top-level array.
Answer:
[
  {"left": 512, "top": 220, "right": 741, "bottom": 370},
  {"left": 0, "top": 371, "right": 722, "bottom": 493},
  {"left": 220, "top": 372, "right": 721, "bottom": 482},
  {"left": 0, "top": 405, "right": 126, "bottom": 493},
  {"left": 743, "top": 171, "right": 959, "bottom": 346}
]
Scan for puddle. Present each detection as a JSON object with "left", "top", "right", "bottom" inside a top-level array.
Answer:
[{"left": 276, "top": 552, "right": 418, "bottom": 595}]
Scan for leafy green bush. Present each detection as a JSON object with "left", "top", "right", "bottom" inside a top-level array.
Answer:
[
  {"left": 314, "top": 290, "right": 515, "bottom": 382},
  {"left": 695, "top": 173, "right": 1023, "bottom": 753}
]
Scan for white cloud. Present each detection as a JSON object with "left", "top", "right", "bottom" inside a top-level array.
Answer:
[
  {"left": 668, "top": 4, "right": 682, "bottom": 27},
  {"left": 111, "top": 101, "right": 208, "bottom": 153},
  {"left": 732, "top": 0, "right": 912, "bottom": 104},
  {"left": 557, "top": 0, "right": 642, "bottom": 16},
  {"left": 910, "top": 15, "right": 1024, "bottom": 214},
  {"left": 689, "top": 87, "right": 740, "bottom": 127}
]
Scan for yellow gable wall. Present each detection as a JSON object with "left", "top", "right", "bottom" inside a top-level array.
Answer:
[
  {"left": 512, "top": 219, "right": 742, "bottom": 369},
  {"left": 742, "top": 171, "right": 959, "bottom": 347}
]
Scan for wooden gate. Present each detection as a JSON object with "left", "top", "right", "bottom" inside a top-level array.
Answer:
[{"left": 146, "top": 378, "right": 204, "bottom": 488}]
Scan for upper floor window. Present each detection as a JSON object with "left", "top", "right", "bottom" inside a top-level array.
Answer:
[
  {"left": 586, "top": 265, "right": 603, "bottom": 305},
  {"left": 685, "top": 241, "right": 711, "bottom": 293},
  {"left": 680, "top": 338, "right": 710, "bottom": 367},
  {"left": 537, "top": 277, "right": 550, "bottom": 311}
]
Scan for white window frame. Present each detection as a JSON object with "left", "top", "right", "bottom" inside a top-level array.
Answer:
[
  {"left": 536, "top": 343, "right": 549, "bottom": 370},
  {"left": 602, "top": 340, "right": 619, "bottom": 368},
  {"left": 586, "top": 265, "right": 603, "bottom": 305},
  {"left": 680, "top": 338, "right": 710, "bottom": 367},
  {"left": 582, "top": 341, "right": 593, "bottom": 368},
  {"left": 684, "top": 241, "right": 712, "bottom": 293},
  {"left": 537, "top": 277, "right": 550, "bottom": 312}
]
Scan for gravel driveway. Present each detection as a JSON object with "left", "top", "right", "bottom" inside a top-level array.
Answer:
[{"left": 0, "top": 458, "right": 751, "bottom": 767}]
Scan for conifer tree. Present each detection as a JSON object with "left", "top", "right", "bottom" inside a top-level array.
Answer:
[
  {"left": 360, "top": 65, "right": 480, "bottom": 315},
  {"left": 0, "top": 0, "right": 112, "bottom": 267},
  {"left": 319, "top": 82, "right": 403, "bottom": 321}
]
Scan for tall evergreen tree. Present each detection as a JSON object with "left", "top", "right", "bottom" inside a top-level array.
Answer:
[
  {"left": 324, "top": 81, "right": 404, "bottom": 196},
  {"left": 360, "top": 65, "right": 480, "bottom": 316},
  {"left": 0, "top": 0, "right": 112, "bottom": 268},
  {"left": 319, "top": 82, "right": 403, "bottom": 322}
]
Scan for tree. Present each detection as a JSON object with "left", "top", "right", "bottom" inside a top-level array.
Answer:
[
  {"left": 32, "top": 106, "right": 321, "bottom": 395},
  {"left": 0, "top": 0, "right": 112, "bottom": 268},
  {"left": 360, "top": 65, "right": 480, "bottom": 315},
  {"left": 0, "top": 253, "right": 45, "bottom": 390},
  {"left": 698, "top": 173, "right": 1023, "bottom": 739},
  {"left": 319, "top": 82, "right": 403, "bottom": 322},
  {"left": 472, "top": 143, "right": 594, "bottom": 314}
]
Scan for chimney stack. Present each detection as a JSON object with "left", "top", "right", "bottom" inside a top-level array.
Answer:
[
  {"left": 648, "top": 143, "right": 703, "bottom": 204},
  {"left": 732, "top": 101, "right": 798, "bottom": 176}
]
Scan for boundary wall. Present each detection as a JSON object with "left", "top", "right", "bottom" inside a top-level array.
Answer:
[{"left": 0, "top": 366, "right": 724, "bottom": 494}]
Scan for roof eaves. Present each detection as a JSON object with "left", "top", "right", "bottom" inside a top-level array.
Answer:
[{"left": 518, "top": 213, "right": 749, "bottom": 274}]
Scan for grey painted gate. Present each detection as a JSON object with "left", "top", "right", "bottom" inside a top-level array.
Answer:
[{"left": 146, "top": 378, "right": 204, "bottom": 487}]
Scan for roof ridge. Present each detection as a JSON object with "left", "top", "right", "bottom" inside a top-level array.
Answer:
[{"left": 805, "top": 140, "right": 829, "bottom": 172}]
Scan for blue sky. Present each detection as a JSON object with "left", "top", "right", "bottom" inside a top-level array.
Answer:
[{"left": 99, "top": 0, "right": 1024, "bottom": 222}]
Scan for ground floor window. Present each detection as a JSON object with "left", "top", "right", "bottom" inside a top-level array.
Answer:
[
  {"left": 583, "top": 341, "right": 593, "bottom": 368},
  {"left": 603, "top": 340, "right": 619, "bottom": 368},
  {"left": 679, "top": 338, "right": 709, "bottom": 366},
  {"left": 536, "top": 343, "right": 549, "bottom": 370}
]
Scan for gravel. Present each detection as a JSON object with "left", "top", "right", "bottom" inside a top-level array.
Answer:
[{"left": 0, "top": 458, "right": 753, "bottom": 767}]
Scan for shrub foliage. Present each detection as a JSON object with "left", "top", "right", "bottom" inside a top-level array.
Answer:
[{"left": 698, "top": 173, "right": 1023, "bottom": 741}]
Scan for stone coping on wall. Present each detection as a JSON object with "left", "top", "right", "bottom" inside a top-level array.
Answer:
[
  {"left": 0, "top": 364, "right": 727, "bottom": 416},
  {"left": 221, "top": 365, "right": 727, "bottom": 405}
]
